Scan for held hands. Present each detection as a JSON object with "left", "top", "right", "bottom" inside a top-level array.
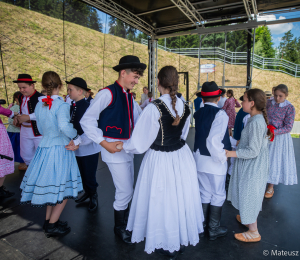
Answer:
[
  {"left": 17, "top": 114, "right": 31, "bottom": 124},
  {"left": 225, "top": 150, "right": 237, "bottom": 158},
  {"left": 100, "top": 140, "right": 123, "bottom": 153},
  {"left": 65, "top": 140, "right": 79, "bottom": 151}
]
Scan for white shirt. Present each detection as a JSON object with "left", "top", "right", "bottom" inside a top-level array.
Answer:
[
  {"left": 193, "top": 102, "right": 229, "bottom": 175},
  {"left": 65, "top": 95, "right": 73, "bottom": 105},
  {"left": 179, "top": 95, "right": 186, "bottom": 102},
  {"left": 20, "top": 94, "right": 38, "bottom": 138},
  {"left": 140, "top": 98, "right": 153, "bottom": 109},
  {"left": 123, "top": 94, "right": 190, "bottom": 154},
  {"left": 200, "top": 101, "right": 204, "bottom": 108},
  {"left": 218, "top": 96, "right": 227, "bottom": 108},
  {"left": 140, "top": 93, "right": 148, "bottom": 104},
  {"left": 80, "top": 87, "right": 140, "bottom": 163},
  {"left": 134, "top": 100, "right": 142, "bottom": 115},
  {"left": 271, "top": 99, "right": 291, "bottom": 107}
]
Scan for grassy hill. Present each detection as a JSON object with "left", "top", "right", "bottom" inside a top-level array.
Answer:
[{"left": 1, "top": 2, "right": 300, "bottom": 119}]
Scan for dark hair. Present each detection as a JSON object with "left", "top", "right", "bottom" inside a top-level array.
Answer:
[
  {"left": 12, "top": 91, "right": 21, "bottom": 103},
  {"left": 227, "top": 89, "right": 234, "bottom": 98},
  {"left": 203, "top": 96, "right": 219, "bottom": 103},
  {"left": 245, "top": 89, "right": 273, "bottom": 140},
  {"left": 143, "top": 86, "right": 148, "bottom": 90},
  {"left": 41, "top": 71, "right": 62, "bottom": 107},
  {"left": 158, "top": 66, "right": 180, "bottom": 126},
  {"left": 119, "top": 68, "right": 144, "bottom": 77},
  {"left": 274, "top": 84, "right": 288, "bottom": 95},
  {"left": 148, "top": 92, "right": 153, "bottom": 98}
]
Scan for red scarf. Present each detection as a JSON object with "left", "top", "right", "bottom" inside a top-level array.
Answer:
[
  {"left": 267, "top": 125, "right": 276, "bottom": 142},
  {"left": 42, "top": 95, "right": 53, "bottom": 110}
]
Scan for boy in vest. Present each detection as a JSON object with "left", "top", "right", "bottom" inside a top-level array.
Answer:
[
  {"left": 13, "top": 74, "right": 43, "bottom": 168},
  {"left": 66, "top": 77, "right": 101, "bottom": 212},
  {"left": 193, "top": 81, "right": 232, "bottom": 241},
  {"left": 80, "top": 55, "right": 146, "bottom": 244}
]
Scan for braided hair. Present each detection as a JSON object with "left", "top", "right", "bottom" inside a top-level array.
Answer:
[
  {"left": 246, "top": 89, "right": 273, "bottom": 140},
  {"left": 41, "top": 71, "right": 62, "bottom": 107},
  {"left": 157, "top": 66, "right": 180, "bottom": 126}
]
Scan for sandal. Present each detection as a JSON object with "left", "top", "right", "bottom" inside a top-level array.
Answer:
[
  {"left": 264, "top": 188, "right": 274, "bottom": 198},
  {"left": 236, "top": 215, "right": 249, "bottom": 227},
  {"left": 18, "top": 163, "right": 28, "bottom": 171},
  {"left": 234, "top": 230, "right": 261, "bottom": 242}
]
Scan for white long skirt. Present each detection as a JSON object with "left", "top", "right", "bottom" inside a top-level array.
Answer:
[{"left": 127, "top": 144, "right": 204, "bottom": 254}]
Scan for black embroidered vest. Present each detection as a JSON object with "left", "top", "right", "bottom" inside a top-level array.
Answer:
[
  {"left": 150, "top": 99, "right": 190, "bottom": 152},
  {"left": 18, "top": 90, "right": 43, "bottom": 137}
]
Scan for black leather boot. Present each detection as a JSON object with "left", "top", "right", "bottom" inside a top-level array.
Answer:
[
  {"left": 44, "top": 221, "right": 71, "bottom": 238},
  {"left": 124, "top": 205, "right": 130, "bottom": 225},
  {"left": 208, "top": 205, "right": 228, "bottom": 241},
  {"left": 43, "top": 219, "right": 68, "bottom": 230},
  {"left": 0, "top": 186, "right": 15, "bottom": 199},
  {"left": 155, "top": 248, "right": 180, "bottom": 260},
  {"left": 75, "top": 191, "right": 89, "bottom": 203},
  {"left": 200, "top": 203, "right": 210, "bottom": 237},
  {"left": 88, "top": 192, "right": 98, "bottom": 212},
  {"left": 114, "top": 209, "right": 133, "bottom": 244}
]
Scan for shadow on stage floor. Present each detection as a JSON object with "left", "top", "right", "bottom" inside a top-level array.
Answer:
[{"left": 1, "top": 128, "right": 299, "bottom": 259}]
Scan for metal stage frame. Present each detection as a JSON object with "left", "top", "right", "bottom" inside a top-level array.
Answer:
[{"left": 81, "top": 0, "right": 300, "bottom": 100}]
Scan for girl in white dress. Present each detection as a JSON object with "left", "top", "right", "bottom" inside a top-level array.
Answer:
[{"left": 119, "top": 66, "right": 204, "bottom": 258}]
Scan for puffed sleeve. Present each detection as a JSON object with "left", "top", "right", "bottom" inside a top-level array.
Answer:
[
  {"left": 57, "top": 103, "right": 78, "bottom": 139},
  {"left": 123, "top": 103, "right": 160, "bottom": 154},
  {"left": 236, "top": 119, "right": 266, "bottom": 159}
]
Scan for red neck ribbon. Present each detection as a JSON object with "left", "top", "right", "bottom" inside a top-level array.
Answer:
[
  {"left": 267, "top": 125, "right": 276, "bottom": 142},
  {"left": 201, "top": 89, "right": 222, "bottom": 96},
  {"left": 42, "top": 95, "right": 53, "bottom": 110}
]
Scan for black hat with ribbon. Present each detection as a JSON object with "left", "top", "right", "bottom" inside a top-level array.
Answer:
[
  {"left": 66, "top": 77, "right": 90, "bottom": 91},
  {"left": 13, "top": 74, "right": 36, "bottom": 83},
  {"left": 197, "top": 81, "right": 226, "bottom": 98},
  {"left": 113, "top": 55, "right": 147, "bottom": 72}
]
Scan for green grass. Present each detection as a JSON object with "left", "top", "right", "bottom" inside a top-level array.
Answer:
[{"left": 291, "top": 134, "right": 299, "bottom": 138}]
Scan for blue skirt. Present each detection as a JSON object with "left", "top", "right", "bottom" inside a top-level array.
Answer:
[
  {"left": 7, "top": 132, "right": 24, "bottom": 163},
  {"left": 20, "top": 145, "right": 83, "bottom": 207}
]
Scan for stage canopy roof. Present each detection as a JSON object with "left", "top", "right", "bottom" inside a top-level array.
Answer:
[{"left": 81, "top": 0, "right": 300, "bottom": 37}]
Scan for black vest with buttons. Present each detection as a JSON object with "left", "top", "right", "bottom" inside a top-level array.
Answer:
[
  {"left": 18, "top": 90, "right": 43, "bottom": 137},
  {"left": 70, "top": 99, "right": 90, "bottom": 135},
  {"left": 150, "top": 99, "right": 190, "bottom": 152}
]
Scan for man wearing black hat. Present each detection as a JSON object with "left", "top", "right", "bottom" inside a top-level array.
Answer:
[
  {"left": 66, "top": 77, "right": 101, "bottom": 212},
  {"left": 13, "top": 74, "right": 43, "bottom": 168},
  {"left": 80, "top": 55, "right": 146, "bottom": 244},
  {"left": 193, "top": 81, "right": 232, "bottom": 241}
]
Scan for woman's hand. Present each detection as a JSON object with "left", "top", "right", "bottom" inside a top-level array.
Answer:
[
  {"left": 236, "top": 140, "right": 240, "bottom": 146},
  {"left": 100, "top": 140, "right": 123, "bottom": 153},
  {"left": 65, "top": 140, "right": 79, "bottom": 151}
]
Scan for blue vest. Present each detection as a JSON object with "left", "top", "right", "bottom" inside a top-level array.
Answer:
[
  {"left": 98, "top": 81, "right": 134, "bottom": 140},
  {"left": 233, "top": 109, "right": 249, "bottom": 141},
  {"left": 193, "top": 104, "right": 232, "bottom": 155},
  {"left": 194, "top": 97, "right": 202, "bottom": 112}
]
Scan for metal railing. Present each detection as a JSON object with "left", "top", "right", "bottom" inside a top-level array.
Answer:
[{"left": 141, "top": 39, "right": 300, "bottom": 78}]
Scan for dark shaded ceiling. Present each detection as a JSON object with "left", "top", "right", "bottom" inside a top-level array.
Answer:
[{"left": 82, "top": 0, "right": 300, "bottom": 36}]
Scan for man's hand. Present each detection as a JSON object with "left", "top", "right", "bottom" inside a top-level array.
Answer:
[
  {"left": 17, "top": 114, "right": 31, "bottom": 124},
  {"left": 236, "top": 140, "right": 240, "bottom": 146},
  {"left": 65, "top": 140, "right": 79, "bottom": 151},
  {"left": 13, "top": 116, "right": 21, "bottom": 127},
  {"left": 100, "top": 140, "right": 123, "bottom": 153}
]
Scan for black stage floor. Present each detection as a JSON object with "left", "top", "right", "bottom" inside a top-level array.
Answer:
[{"left": 1, "top": 128, "right": 300, "bottom": 260}]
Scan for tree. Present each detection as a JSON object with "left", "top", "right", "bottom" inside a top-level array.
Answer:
[
  {"left": 279, "top": 30, "right": 299, "bottom": 63},
  {"left": 88, "top": 8, "right": 103, "bottom": 32},
  {"left": 254, "top": 26, "right": 275, "bottom": 58}
]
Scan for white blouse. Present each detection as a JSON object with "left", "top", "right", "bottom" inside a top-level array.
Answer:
[{"left": 123, "top": 94, "right": 191, "bottom": 154}]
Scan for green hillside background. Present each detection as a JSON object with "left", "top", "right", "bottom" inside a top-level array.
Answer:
[{"left": 1, "top": 2, "right": 300, "bottom": 119}]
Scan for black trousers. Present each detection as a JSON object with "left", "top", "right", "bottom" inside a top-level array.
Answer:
[{"left": 76, "top": 153, "right": 99, "bottom": 194}]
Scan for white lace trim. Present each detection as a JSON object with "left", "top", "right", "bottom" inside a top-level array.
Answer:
[{"left": 271, "top": 99, "right": 291, "bottom": 107}]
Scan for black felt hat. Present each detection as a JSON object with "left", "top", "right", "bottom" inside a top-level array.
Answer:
[
  {"left": 239, "top": 95, "right": 244, "bottom": 101},
  {"left": 66, "top": 77, "right": 90, "bottom": 91},
  {"left": 13, "top": 74, "right": 36, "bottom": 83},
  {"left": 113, "top": 55, "right": 147, "bottom": 72},
  {"left": 197, "top": 81, "right": 225, "bottom": 98}
]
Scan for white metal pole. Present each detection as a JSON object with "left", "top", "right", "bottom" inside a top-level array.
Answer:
[
  {"left": 222, "top": 32, "right": 227, "bottom": 88},
  {"left": 250, "top": 29, "right": 256, "bottom": 88},
  {"left": 198, "top": 35, "right": 202, "bottom": 90}
]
